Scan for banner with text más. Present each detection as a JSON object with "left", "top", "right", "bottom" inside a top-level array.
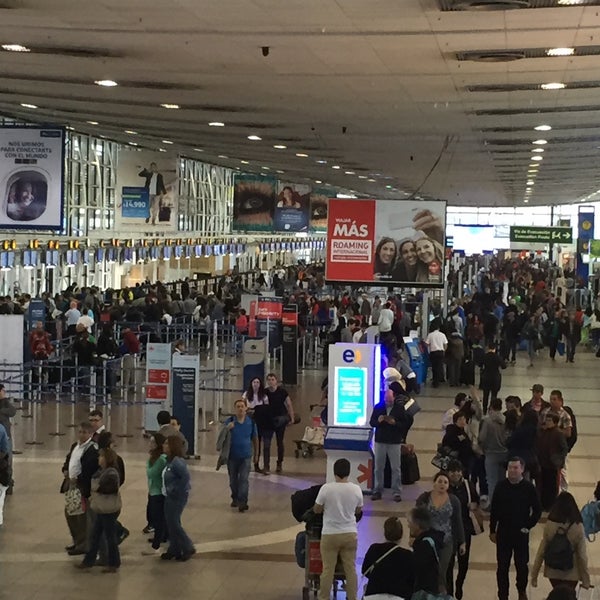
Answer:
[{"left": 325, "top": 198, "right": 447, "bottom": 287}]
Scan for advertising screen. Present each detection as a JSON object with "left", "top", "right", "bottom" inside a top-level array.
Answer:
[
  {"left": 333, "top": 366, "right": 369, "bottom": 426},
  {"left": 326, "top": 199, "right": 446, "bottom": 287}
]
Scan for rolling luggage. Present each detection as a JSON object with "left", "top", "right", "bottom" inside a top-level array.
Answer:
[
  {"left": 460, "top": 355, "right": 475, "bottom": 386},
  {"left": 401, "top": 447, "right": 420, "bottom": 485}
]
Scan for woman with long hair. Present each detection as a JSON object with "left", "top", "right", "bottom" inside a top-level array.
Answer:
[
  {"left": 391, "top": 239, "right": 419, "bottom": 282},
  {"left": 242, "top": 377, "right": 272, "bottom": 474},
  {"left": 416, "top": 471, "right": 466, "bottom": 594},
  {"left": 414, "top": 234, "right": 444, "bottom": 284},
  {"left": 141, "top": 433, "right": 167, "bottom": 556},
  {"left": 531, "top": 492, "right": 591, "bottom": 591},
  {"left": 161, "top": 436, "right": 195, "bottom": 561},
  {"left": 373, "top": 237, "right": 397, "bottom": 279}
]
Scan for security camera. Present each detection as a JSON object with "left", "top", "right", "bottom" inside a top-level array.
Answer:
[{"left": 262, "top": 46, "right": 270, "bottom": 57}]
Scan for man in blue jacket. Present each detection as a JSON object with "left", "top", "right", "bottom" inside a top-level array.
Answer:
[{"left": 369, "top": 382, "right": 414, "bottom": 502}]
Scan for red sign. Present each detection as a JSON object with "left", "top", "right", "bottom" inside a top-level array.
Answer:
[
  {"left": 146, "top": 384, "right": 168, "bottom": 400},
  {"left": 308, "top": 540, "right": 323, "bottom": 574},
  {"left": 326, "top": 199, "right": 376, "bottom": 282},
  {"left": 255, "top": 300, "right": 282, "bottom": 320},
  {"left": 282, "top": 312, "right": 298, "bottom": 326},
  {"left": 148, "top": 369, "right": 170, "bottom": 383}
]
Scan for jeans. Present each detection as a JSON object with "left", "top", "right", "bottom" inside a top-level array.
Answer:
[
  {"left": 318, "top": 532, "right": 358, "bottom": 600},
  {"left": 148, "top": 494, "right": 167, "bottom": 549},
  {"left": 496, "top": 528, "right": 529, "bottom": 600},
  {"left": 527, "top": 340, "right": 535, "bottom": 364},
  {"left": 0, "top": 483, "right": 7, "bottom": 525},
  {"left": 470, "top": 454, "right": 488, "bottom": 496},
  {"left": 82, "top": 512, "right": 120, "bottom": 568},
  {"left": 228, "top": 457, "right": 251, "bottom": 505},
  {"left": 437, "top": 539, "right": 454, "bottom": 593},
  {"left": 373, "top": 442, "right": 402, "bottom": 496},
  {"left": 264, "top": 425, "right": 286, "bottom": 469},
  {"left": 485, "top": 454, "right": 506, "bottom": 502},
  {"left": 482, "top": 387, "right": 500, "bottom": 415},
  {"left": 447, "top": 533, "right": 472, "bottom": 596},
  {"left": 566, "top": 339, "right": 577, "bottom": 362},
  {"left": 548, "top": 336, "right": 559, "bottom": 359},
  {"left": 164, "top": 496, "right": 194, "bottom": 557},
  {"left": 430, "top": 350, "right": 445, "bottom": 386},
  {"left": 446, "top": 357, "right": 461, "bottom": 387},
  {"left": 257, "top": 429, "right": 274, "bottom": 470}
]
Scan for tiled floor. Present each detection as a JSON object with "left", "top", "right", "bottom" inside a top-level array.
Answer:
[{"left": 2, "top": 349, "right": 600, "bottom": 600}]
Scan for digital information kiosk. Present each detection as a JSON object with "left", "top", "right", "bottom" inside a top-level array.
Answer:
[
  {"left": 323, "top": 343, "right": 381, "bottom": 491},
  {"left": 404, "top": 337, "right": 427, "bottom": 385}
]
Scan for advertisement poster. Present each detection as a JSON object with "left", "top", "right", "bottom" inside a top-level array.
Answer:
[
  {"left": 172, "top": 353, "right": 199, "bottom": 457},
  {"left": 0, "top": 126, "right": 65, "bottom": 230},
  {"left": 577, "top": 207, "right": 595, "bottom": 281},
  {"left": 232, "top": 174, "right": 276, "bottom": 232},
  {"left": 255, "top": 297, "right": 283, "bottom": 350},
  {"left": 274, "top": 182, "right": 310, "bottom": 232},
  {"left": 116, "top": 148, "right": 178, "bottom": 232},
  {"left": 309, "top": 187, "right": 333, "bottom": 232},
  {"left": 144, "top": 343, "right": 172, "bottom": 431},
  {"left": 326, "top": 199, "right": 446, "bottom": 287},
  {"left": 281, "top": 305, "right": 298, "bottom": 385},
  {"left": 333, "top": 366, "right": 368, "bottom": 426}
]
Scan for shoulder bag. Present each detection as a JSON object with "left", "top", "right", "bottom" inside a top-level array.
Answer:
[
  {"left": 362, "top": 544, "right": 401, "bottom": 599},
  {"left": 65, "top": 484, "right": 85, "bottom": 516},
  {"left": 464, "top": 480, "right": 484, "bottom": 535}
]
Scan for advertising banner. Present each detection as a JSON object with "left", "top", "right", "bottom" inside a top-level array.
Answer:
[
  {"left": 116, "top": 148, "right": 178, "bottom": 232},
  {"left": 144, "top": 343, "right": 172, "bottom": 431},
  {"left": 0, "top": 126, "right": 65, "bottom": 230},
  {"left": 326, "top": 199, "right": 446, "bottom": 287},
  {"left": 232, "top": 174, "right": 276, "bottom": 232},
  {"left": 281, "top": 305, "right": 298, "bottom": 385},
  {"left": 255, "top": 297, "right": 283, "bottom": 350},
  {"left": 274, "top": 182, "right": 310, "bottom": 232},
  {"left": 309, "top": 187, "right": 333, "bottom": 232},
  {"left": 172, "top": 353, "right": 199, "bottom": 457},
  {"left": 577, "top": 207, "right": 595, "bottom": 281}
]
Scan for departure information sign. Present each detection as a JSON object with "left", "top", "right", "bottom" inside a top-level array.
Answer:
[{"left": 510, "top": 226, "right": 572, "bottom": 244}]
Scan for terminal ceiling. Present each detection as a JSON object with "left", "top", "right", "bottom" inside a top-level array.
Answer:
[{"left": 1, "top": 0, "right": 600, "bottom": 208}]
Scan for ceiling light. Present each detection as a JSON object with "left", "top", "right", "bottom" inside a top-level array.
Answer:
[
  {"left": 532, "top": 139, "right": 547, "bottom": 145},
  {"left": 273, "top": 144, "right": 286, "bottom": 149},
  {"left": 558, "top": 0, "right": 584, "bottom": 5},
  {"left": 218, "top": 155, "right": 229, "bottom": 159},
  {"left": 358, "top": 175, "right": 367, "bottom": 179},
  {"left": 247, "top": 135, "right": 262, "bottom": 141},
  {"left": 527, "top": 180, "right": 535, "bottom": 185},
  {"left": 129, "top": 142, "right": 138, "bottom": 146},
  {"left": 531, "top": 155, "right": 543, "bottom": 161},
  {"left": 315, "top": 180, "right": 322, "bottom": 184},
  {"left": 160, "top": 103, "right": 180, "bottom": 109},
  {"left": 534, "top": 125, "right": 552, "bottom": 131},
  {"left": 332, "top": 165, "right": 341, "bottom": 170},
  {"left": 368, "top": 178, "right": 376, "bottom": 182},
  {"left": 158, "top": 148, "right": 167, "bottom": 152},
  {"left": 524, "top": 199, "right": 529, "bottom": 203},
  {"left": 345, "top": 171, "right": 355, "bottom": 175},
  {"left": 546, "top": 47, "right": 575, "bottom": 57},
  {"left": 95, "top": 79, "right": 118, "bottom": 87},
  {"left": 240, "top": 160, "right": 250, "bottom": 164},
  {"left": 208, "top": 121, "right": 225, "bottom": 127},
  {"left": 162, "top": 140, "right": 173, "bottom": 144},
  {"left": 316, "top": 160, "right": 327, "bottom": 164},
  {"left": 276, "top": 170, "right": 285, "bottom": 174},
  {"left": 541, "top": 82, "right": 565, "bottom": 90},
  {"left": 125, "top": 130, "right": 137, "bottom": 135},
  {"left": 261, "top": 166, "right": 270, "bottom": 170},
  {"left": 2, "top": 44, "right": 30, "bottom": 52},
  {"left": 386, "top": 185, "right": 393, "bottom": 189},
  {"left": 193, "top": 148, "right": 204, "bottom": 152},
  {"left": 20, "top": 103, "right": 37, "bottom": 109},
  {"left": 87, "top": 121, "right": 99, "bottom": 125},
  {"left": 532, "top": 148, "right": 544, "bottom": 153},
  {"left": 296, "top": 153, "right": 308, "bottom": 157},
  {"left": 528, "top": 169, "right": 538, "bottom": 174}
]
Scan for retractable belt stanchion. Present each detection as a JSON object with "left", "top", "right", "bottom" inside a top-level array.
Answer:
[
  {"left": 49, "top": 386, "right": 65, "bottom": 437},
  {"left": 134, "top": 355, "right": 145, "bottom": 431},
  {"left": 25, "top": 397, "right": 43, "bottom": 445},
  {"left": 22, "top": 367, "right": 33, "bottom": 419}
]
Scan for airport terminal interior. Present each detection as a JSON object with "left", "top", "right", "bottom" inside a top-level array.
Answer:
[{"left": 2, "top": 1, "right": 600, "bottom": 600}]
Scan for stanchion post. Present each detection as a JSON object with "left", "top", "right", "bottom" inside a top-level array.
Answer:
[
  {"left": 49, "top": 397, "right": 65, "bottom": 436},
  {"left": 25, "top": 401, "right": 43, "bottom": 445}
]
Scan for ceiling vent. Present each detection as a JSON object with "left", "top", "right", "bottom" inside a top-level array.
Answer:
[
  {"left": 462, "top": 50, "right": 526, "bottom": 62},
  {"left": 453, "top": 0, "right": 529, "bottom": 9}
]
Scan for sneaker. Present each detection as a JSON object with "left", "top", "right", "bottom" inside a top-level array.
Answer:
[
  {"left": 141, "top": 548, "right": 160, "bottom": 556},
  {"left": 393, "top": 494, "right": 402, "bottom": 503},
  {"left": 118, "top": 528, "right": 130, "bottom": 545},
  {"left": 371, "top": 492, "right": 382, "bottom": 501},
  {"left": 238, "top": 504, "right": 249, "bottom": 512},
  {"left": 143, "top": 525, "right": 155, "bottom": 534},
  {"left": 161, "top": 552, "right": 179, "bottom": 561}
]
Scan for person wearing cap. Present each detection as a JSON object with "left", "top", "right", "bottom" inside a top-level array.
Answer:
[
  {"left": 522, "top": 384, "right": 550, "bottom": 423},
  {"left": 369, "top": 382, "right": 413, "bottom": 502}
]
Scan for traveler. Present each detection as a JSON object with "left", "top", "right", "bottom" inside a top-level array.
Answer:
[
  {"left": 416, "top": 471, "right": 466, "bottom": 594},
  {"left": 531, "top": 492, "right": 591, "bottom": 592},
  {"left": 242, "top": 377, "right": 272, "bottom": 474},
  {"left": 447, "top": 460, "right": 481, "bottom": 600},
  {"left": 142, "top": 433, "right": 168, "bottom": 555},
  {"left": 478, "top": 397, "right": 508, "bottom": 503},
  {"left": 369, "top": 383, "right": 413, "bottom": 502},
  {"left": 0, "top": 422, "right": 9, "bottom": 525},
  {"left": 313, "top": 458, "right": 363, "bottom": 600},
  {"left": 490, "top": 456, "right": 542, "bottom": 600},
  {"left": 89, "top": 409, "right": 106, "bottom": 442},
  {"left": 156, "top": 410, "right": 188, "bottom": 456},
  {"left": 545, "top": 588, "right": 577, "bottom": 600},
  {"left": 75, "top": 448, "right": 122, "bottom": 573},
  {"left": 226, "top": 399, "right": 258, "bottom": 512},
  {"left": 535, "top": 412, "right": 568, "bottom": 511},
  {"left": 408, "top": 505, "right": 444, "bottom": 597},
  {"left": 506, "top": 409, "right": 540, "bottom": 483},
  {"left": 265, "top": 373, "right": 295, "bottom": 474},
  {"left": 361, "top": 516, "right": 415, "bottom": 600},
  {"left": 441, "top": 411, "right": 474, "bottom": 476},
  {"left": 501, "top": 311, "right": 519, "bottom": 364},
  {"left": 0, "top": 384, "right": 16, "bottom": 494},
  {"left": 561, "top": 313, "right": 581, "bottom": 363},
  {"left": 446, "top": 327, "right": 465, "bottom": 388},
  {"left": 442, "top": 392, "right": 467, "bottom": 431},
  {"left": 161, "top": 435, "right": 195, "bottom": 561},
  {"left": 479, "top": 342, "right": 507, "bottom": 414},
  {"left": 522, "top": 384, "right": 550, "bottom": 423},
  {"left": 425, "top": 323, "right": 448, "bottom": 388}
]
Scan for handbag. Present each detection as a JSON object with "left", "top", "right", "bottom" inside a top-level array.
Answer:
[
  {"left": 362, "top": 544, "right": 401, "bottom": 599},
  {"left": 65, "top": 484, "right": 85, "bottom": 516},
  {"left": 302, "top": 426, "right": 325, "bottom": 446},
  {"left": 431, "top": 445, "right": 457, "bottom": 471},
  {"left": 464, "top": 480, "right": 484, "bottom": 535},
  {"left": 90, "top": 490, "right": 122, "bottom": 514},
  {"left": 403, "top": 397, "right": 421, "bottom": 417}
]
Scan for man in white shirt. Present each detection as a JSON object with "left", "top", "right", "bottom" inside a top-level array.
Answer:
[
  {"left": 139, "top": 162, "right": 166, "bottom": 225},
  {"left": 425, "top": 324, "right": 448, "bottom": 388},
  {"left": 313, "top": 458, "right": 363, "bottom": 600},
  {"left": 64, "top": 301, "right": 81, "bottom": 337}
]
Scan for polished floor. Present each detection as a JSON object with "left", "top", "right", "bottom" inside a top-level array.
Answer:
[{"left": 2, "top": 348, "right": 600, "bottom": 600}]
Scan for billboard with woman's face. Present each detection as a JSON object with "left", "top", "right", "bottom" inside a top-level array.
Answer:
[{"left": 325, "top": 198, "right": 446, "bottom": 287}]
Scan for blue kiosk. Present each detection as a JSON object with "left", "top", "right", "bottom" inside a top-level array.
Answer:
[{"left": 323, "top": 343, "right": 381, "bottom": 491}]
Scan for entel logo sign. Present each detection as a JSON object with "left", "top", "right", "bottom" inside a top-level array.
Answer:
[{"left": 342, "top": 349, "right": 362, "bottom": 363}]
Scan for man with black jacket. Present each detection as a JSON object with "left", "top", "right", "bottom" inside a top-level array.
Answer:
[
  {"left": 62, "top": 422, "right": 99, "bottom": 556},
  {"left": 490, "top": 456, "right": 542, "bottom": 600},
  {"left": 369, "top": 382, "right": 413, "bottom": 502},
  {"left": 138, "top": 162, "right": 166, "bottom": 225},
  {"left": 409, "top": 506, "right": 445, "bottom": 596}
]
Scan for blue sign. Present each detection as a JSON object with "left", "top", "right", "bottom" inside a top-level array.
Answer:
[
  {"left": 333, "top": 366, "right": 368, "bottom": 426},
  {"left": 121, "top": 186, "right": 150, "bottom": 218}
]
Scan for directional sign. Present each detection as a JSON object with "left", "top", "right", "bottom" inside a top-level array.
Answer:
[{"left": 510, "top": 226, "right": 573, "bottom": 244}]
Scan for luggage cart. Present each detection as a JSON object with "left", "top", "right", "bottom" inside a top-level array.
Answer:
[{"left": 294, "top": 404, "right": 326, "bottom": 458}]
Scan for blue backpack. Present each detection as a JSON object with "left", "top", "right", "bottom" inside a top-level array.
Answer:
[{"left": 581, "top": 500, "right": 600, "bottom": 541}]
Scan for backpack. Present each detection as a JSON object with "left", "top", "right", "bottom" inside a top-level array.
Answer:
[
  {"left": 581, "top": 500, "right": 600, "bottom": 541},
  {"left": 543, "top": 524, "right": 574, "bottom": 570},
  {"left": 563, "top": 406, "right": 578, "bottom": 451}
]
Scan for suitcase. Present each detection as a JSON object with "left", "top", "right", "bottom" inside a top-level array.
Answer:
[
  {"left": 401, "top": 451, "right": 421, "bottom": 485},
  {"left": 460, "top": 357, "right": 475, "bottom": 386}
]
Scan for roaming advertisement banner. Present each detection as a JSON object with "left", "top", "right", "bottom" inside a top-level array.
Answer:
[
  {"left": 326, "top": 199, "right": 446, "bottom": 287},
  {"left": 0, "top": 126, "right": 65, "bottom": 230}
]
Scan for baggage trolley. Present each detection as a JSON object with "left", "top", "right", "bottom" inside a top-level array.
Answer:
[
  {"left": 302, "top": 519, "right": 346, "bottom": 600},
  {"left": 294, "top": 404, "right": 326, "bottom": 459}
]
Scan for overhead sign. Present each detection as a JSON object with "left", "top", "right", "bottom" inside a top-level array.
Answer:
[
  {"left": 325, "top": 199, "right": 446, "bottom": 287},
  {"left": 509, "top": 226, "right": 573, "bottom": 244}
]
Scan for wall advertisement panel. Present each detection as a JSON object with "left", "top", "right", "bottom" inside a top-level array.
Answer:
[
  {"left": 274, "top": 182, "right": 310, "bottom": 232},
  {"left": 232, "top": 174, "right": 277, "bottom": 232},
  {"left": 325, "top": 199, "right": 446, "bottom": 287},
  {"left": 0, "top": 126, "right": 65, "bottom": 230},
  {"left": 309, "top": 187, "right": 333, "bottom": 233}
]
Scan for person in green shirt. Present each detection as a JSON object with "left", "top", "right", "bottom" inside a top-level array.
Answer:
[{"left": 142, "top": 433, "right": 168, "bottom": 555}]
